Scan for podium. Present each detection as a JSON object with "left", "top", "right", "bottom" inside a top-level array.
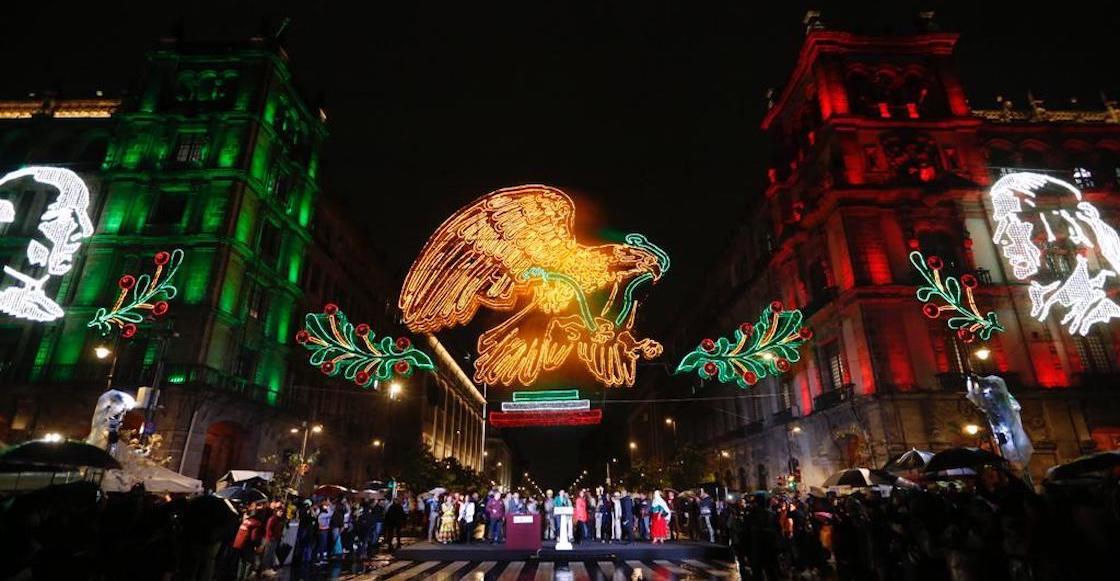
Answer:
[
  {"left": 505, "top": 513, "right": 541, "bottom": 550},
  {"left": 554, "top": 506, "right": 574, "bottom": 550}
]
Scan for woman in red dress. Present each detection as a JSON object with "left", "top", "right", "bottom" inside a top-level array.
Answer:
[{"left": 650, "top": 490, "right": 671, "bottom": 543}]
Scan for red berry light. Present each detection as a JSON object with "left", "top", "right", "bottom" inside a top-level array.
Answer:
[
  {"left": 739, "top": 322, "right": 754, "bottom": 336},
  {"left": 323, "top": 303, "right": 338, "bottom": 315},
  {"left": 702, "top": 362, "right": 718, "bottom": 377},
  {"left": 118, "top": 275, "right": 136, "bottom": 290},
  {"left": 355, "top": 323, "right": 370, "bottom": 337},
  {"left": 907, "top": 238, "right": 920, "bottom": 250},
  {"left": 921, "top": 303, "right": 941, "bottom": 319},
  {"left": 776, "top": 358, "right": 791, "bottom": 372},
  {"left": 154, "top": 251, "right": 170, "bottom": 266},
  {"left": 320, "top": 361, "right": 336, "bottom": 375},
  {"left": 743, "top": 371, "right": 759, "bottom": 385},
  {"left": 960, "top": 273, "right": 978, "bottom": 289},
  {"left": 355, "top": 371, "right": 371, "bottom": 386},
  {"left": 798, "top": 327, "right": 814, "bottom": 340},
  {"left": 956, "top": 328, "right": 976, "bottom": 343},
  {"left": 395, "top": 336, "right": 411, "bottom": 350},
  {"left": 926, "top": 256, "right": 943, "bottom": 270},
  {"left": 152, "top": 301, "right": 169, "bottom": 316},
  {"left": 770, "top": 301, "right": 784, "bottom": 313},
  {"left": 295, "top": 329, "right": 310, "bottom": 344},
  {"left": 121, "top": 323, "right": 138, "bottom": 339},
  {"left": 700, "top": 338, "right": 716, "bottom": 353},
  {"left": 393, "top": 360, "right": 411, "bottom": 375}
]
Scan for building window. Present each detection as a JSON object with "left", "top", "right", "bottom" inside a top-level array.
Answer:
[
  {"left": 1074, "top": 332, "right": 1112, "bottom": 374},
  {"left": 172, "top": 132, "right": 208, "bottom": 166},
  {"left": 246, "top": 281, "right": 267, "bottom": 320},
  {"left": 1073, "top": 167, "right": 1094, "bottom": 189},
  {"left": 819, "top": 340, "right": 846, "bottom": 392},
  {"left": 147, "top": 193, "right": 187, "bottom": 228},
  {"left": 258, "top": 220, "right": 281, "bottom": 266},
  {"left": 863, "top": 145, "right": 881, "bottom": 170},
  {"left": 780, "top": 379, "right": 796, "bottom": 409},
  {"left": 943, "top": 147, "right": 961, "bottom": 170}
]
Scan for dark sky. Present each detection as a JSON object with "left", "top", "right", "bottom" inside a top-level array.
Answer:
[{"left": 5, "top": 1, "right": 1119, "bottom": 488}]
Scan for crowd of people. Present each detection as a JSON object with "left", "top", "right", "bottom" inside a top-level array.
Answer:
[{"left": 423, "top": 485, "right": 718, "bottom": 545}]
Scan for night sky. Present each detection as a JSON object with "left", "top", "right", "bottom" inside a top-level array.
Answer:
[{"left": 4, "top": 1, "right": 1119, "bottom": 488}]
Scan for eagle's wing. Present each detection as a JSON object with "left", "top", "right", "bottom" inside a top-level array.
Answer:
[{"left": 399, "top": 185, "right": 578, "bottom": 333}]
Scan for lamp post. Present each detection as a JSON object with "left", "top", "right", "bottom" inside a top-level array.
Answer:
[
  {"left": 94, "top": 340, "right": 119, "bottom": 390},
  {"left": 291, "top": 422, "right": 322, "bottom": 493},
  {"left": 665, "top": 417, "right": 678, "bottom": 454}
]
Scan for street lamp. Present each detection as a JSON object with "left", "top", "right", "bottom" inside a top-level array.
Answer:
[
  {"left": 963, "top": 424, "right": 980, "bottom": 436},
  {"left": 291, "top": 422, "right": 323, "bottom": 493},
  {"left": 93, "top": 343, "right": 118, "bottom": 389},
  {"left": 372, "top": 439, "right": 382, "bottom": 447},
  {"left": 389, "top": 382, "right": 402, "bottom": 400},
  {"left": 974, "top": 347, "right": 991, "bottom": 361}
]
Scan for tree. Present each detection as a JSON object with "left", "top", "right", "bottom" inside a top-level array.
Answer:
[{"left": 668, "top": 444, "right": 711, "bottom": 489}]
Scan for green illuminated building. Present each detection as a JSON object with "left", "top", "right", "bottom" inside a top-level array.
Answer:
[{"left": 1, "top": 37, "right": 493, "bottom": 490}]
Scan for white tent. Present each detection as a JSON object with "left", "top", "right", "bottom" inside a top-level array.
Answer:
[{"left": 103, "top": 454, "right": 202, "bottom": 494}]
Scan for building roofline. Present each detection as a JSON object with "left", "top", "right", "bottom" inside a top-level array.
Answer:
[
  {"left": 761, "top": 30, "right": 960, "bottom": 130},
  {"left": 426, "top": 334, "right": 487, "bottom": 406}
]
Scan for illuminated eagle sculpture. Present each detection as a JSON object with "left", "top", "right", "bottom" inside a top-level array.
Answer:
[{"left": 400, "top": 185, "right": 669, "bottom": 387}]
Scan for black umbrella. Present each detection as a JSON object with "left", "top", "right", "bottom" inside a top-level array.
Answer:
[
  {"left": 882, "top": 449, "right": 934, "bottom": 473},
  {"left": 822, "top": 468, "right": 894, "bottom": 487},
  {"left": 1046, "top": 451, "right": 1120, "bottom": 481},
  {"left": 214, "top": 485, "right": 267, "bottom": 504},
  {"left": 0, "top": 439, "right": 121, "bottom": 470},
  {"left": 923, "top": 447, "right": 1006, "bottom": 474}
]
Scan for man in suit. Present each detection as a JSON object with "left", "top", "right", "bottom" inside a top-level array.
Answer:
[{"left": 619, "top": 488, "right": 634, "bottom": 543}]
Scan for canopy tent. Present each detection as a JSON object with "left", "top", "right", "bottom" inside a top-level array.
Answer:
[
  {"left": 102, "top": 454, "right": 202, "bottom": 494},
  {"left": 216, "top": 470, "right": 273, "bottom": 491}
]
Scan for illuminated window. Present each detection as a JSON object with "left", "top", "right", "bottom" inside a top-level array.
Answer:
[
  {"left": 1073, "top": 332, "right": 1112, "bottom": 374},
  {"left": 246, "top": 280, "right": 267, "bottom": 320},
  {"left": 906, "top": 102, "right": 919, "bottom": 119},
  {"left": 1073, "top": 167, "right": 1094, "bottom": 189},
  {"left": 878, "top": 102, "right": 891, "bottom": 119},
  {"left": 818, "top": 340, "right": 845, "bottom": 392},
  {"left": 172, "top": 132, "right": 208, "bottom": 166}
]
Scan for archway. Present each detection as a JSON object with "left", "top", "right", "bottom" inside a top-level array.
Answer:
[{"left": 198, "top": 421, "right": 245, "bottom": 489}]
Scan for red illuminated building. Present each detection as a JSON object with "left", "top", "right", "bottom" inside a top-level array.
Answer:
[{"left": 631, "top": 14, "right": 1120, "bottom": 486}]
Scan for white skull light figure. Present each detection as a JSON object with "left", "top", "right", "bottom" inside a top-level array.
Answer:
[{"left": 989, "top": 172, "right": 1120, "bottom": 336}]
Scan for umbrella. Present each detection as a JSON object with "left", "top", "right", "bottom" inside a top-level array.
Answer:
[
  {"left": 882, "top": 449, "right": 934, "bottom": 473},
  {"left": 0, "top": 439, "right": 121, "bottom": 470},
  {"left": 423, "top": 486, "right": 447, "bottom": 498},
  {"left": 923, "top": 447, "right": 1006, "bottom": 474},
  {"left": 214, "top": 485, "right": 267, "bottom": 503},
  {"left": 822, "top": 468, "right": 893, "bottom": 488},
  {"left": 1046, "top": 451, "right": 1120, "bottom": 481},
  {"left": 312, "top": 484, "right": 352, "bottom": 498}
]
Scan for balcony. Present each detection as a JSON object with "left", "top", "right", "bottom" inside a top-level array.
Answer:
[{"left": 814, "top": 384, "right": 854, "bottom": 411}]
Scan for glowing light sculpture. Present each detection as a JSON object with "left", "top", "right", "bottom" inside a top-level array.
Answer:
[
  {"left": 910, "top": 251, "right": 1002, "bottom": 342},
  {"left": 296, "top": 303, "right": 435, "bottom": 387},
  {"left": 990, "top": 172, "right": 1120, "bottom": 335},
  {"left": 88, "top": 249, "right": 184, "bottom": 337},
  {"left": 0, "top": 166, "right": 95, "bottom": 321},
  {"left": 676, "top": 302, "right": 812, "bottom": 388},
  {"left": 489, "top": 389, "right": 602, "bottom": 427},
  {"left": 399, "top": 185, "right": 669, "bottom": 387}
]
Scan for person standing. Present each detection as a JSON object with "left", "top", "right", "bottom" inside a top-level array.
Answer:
[
  {"left": 619, "top": 489, "right": 634, "bottom": 543},
  {"left": 487, "top": 490, "right": 506, "bottom": 544},
  {"left": 458, "top": 493, "right": 476, "bottom": 544},
  {"left": 384, "top": 497, "right": 406, "bottom": 551},
  {"left": 315, "top": 500, "right": 333, "bottom": 563},
  {"left": 260, "top": 506, "right": 286, "bottom": 576},
  {"left": 598, "top": 488, "right": 613, "bottom": 543},
  {"left": 638, "top": 493, "right": 651, "bottom": 541},
  {"left": 574, "top": 490, "right": 590, "bottom": 544},
  {"left": 369, "top": 499, "right": 386, "bottom": 554},
  {"left": 554, "top": 489, "right": 573, "bottom": 545},
  {"left": 698, "top": 490, "right": 716, "bottom": 543},
  {"left": 426, "top": 494, "right": 440, "bottom": 542},
  {"left": 233, "top": 505, "right": 265, "bottom": 580},
  {"left": 437, "top": 495, "right": 458, "bottom": 544},
  {"left": 611, "top": 492, "right": 622, "bottom": 542},
  {"left": 544, "top": 490, "right": 556, "bottom": 540},
  {"left": 651, "top": 490, "right": 671, "bottom": 544}
]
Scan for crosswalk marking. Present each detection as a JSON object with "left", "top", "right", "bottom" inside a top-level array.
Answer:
[
  {"left": 461, "top": 560, "right": 497, "bottom": 579},
  {"left": 384, "top": 560, "right": 441, "bottom": 581},
  {"left": 496, "top": 561, "right": 524, "bottom": 580},
  {"left": 370, "top": 560, "right": 414, "bottom": 577},
  {"left": 534, "top": 562, "right": 554, "bottom": 581},
  {"left": 625, "top": 560, "right": 658, "bottom": 579},
  {"left": 569, "top": 561, "right": 590, "bottom": 581},
  {"left": 682, "top": 558, "right": 732, "bottom": 578},
  {"left": 653, "top": 560, "right": 689, "bottom": 575},
  {"left": 429, "top": 560, "right": 470, "bottom": 580},
  {"left": 597, "top": 561, "right": 623, "bottom": 580}
]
